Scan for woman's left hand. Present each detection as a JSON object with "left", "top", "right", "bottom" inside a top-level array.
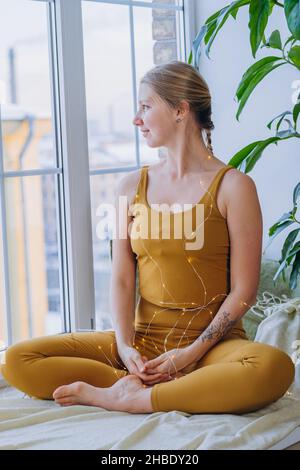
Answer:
[{"left": 141, "top": 347, "right": 196, "bottom": 378}]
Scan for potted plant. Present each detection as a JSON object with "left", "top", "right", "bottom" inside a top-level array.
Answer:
[{"left": 188, "top": 0, "right": 300, "bottom": 292}]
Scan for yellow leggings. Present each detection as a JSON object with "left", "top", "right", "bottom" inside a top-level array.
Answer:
[{"left": 1, "top": 329, "right": 295, "bottom": 414}]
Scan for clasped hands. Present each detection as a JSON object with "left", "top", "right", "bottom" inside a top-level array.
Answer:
[{"left": 137, "top": 347, "right": 196, "bottom": 386}]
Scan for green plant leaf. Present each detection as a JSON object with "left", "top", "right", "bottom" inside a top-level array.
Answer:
[
  {"left": 274, "top": 257, "right": 289, "bottom": 282},
  {"left": 189, "top": 6, "right": 226, "bottom": 66},
  {"left": 290, "top": 250, "right": 300, "bottom": 289},
  {"left": 280, "top": 227, "right": 300, "bottom": 262},
  {"left": 229, "top": 137, "right": 280, "bottom": 170},
  {"left": 276, "top": 124, "right": 296, "bottom": 137},
  {"left": 190, "top": 11, "right": 225, "bottom": 68},
  {"left": 201, "top": 9, "right": 229, "bottom": 54},
  {"left": 284, "top": 0, "right": 300, "bottom": 40},
  {"left": 288, "top": 44, "right": 300, "bottom": 66},
  {"left": 287, "top": 240, "right": 300, "bottom": 258},
  {"left": 269, "top": 0, "right": 277, "bottom": 15},
  {"left": 267, "top": 110, "right": 292, "bottom": 130},
  {"left": 229, "top": 132, "right": 299, "bottom": 172},
  {"left": 293, "top": 181, "right": 300, "bottom": 205},
  {"left": 262, "top": 32, "right": 268, "bottom": 45},
  {"left": 274, "top": 240, "right": 300, "bottom": 282},
  {"left": 249, "top": 0, "right": 271, "bottom": 57},
  {"left": 228, "top": 140, "right": 261, "bottom": 167},
  {"left": 269, "top": 217, "right": 295, "bottom": 237},
  {"left": 236, "top": 56, "right": 282, "bottom": 101},
  {"left": 230, "top": 6, "right": 239, "bottom": 18},
  {"left": 244, "top": 137, "right": 280, "bottom": 171},
  {"left": 269, "top": 209, "right": 294, "bottom": 232},
  {"left": 279, "top": 117, "right": 295, "bottom": 132},
  {"left": 293, "top": 101, "right": 300, "bottom": 127},
  {"left": 204, "top": 19, "right": 220, "bottom": 45},
  {"left": 268, "top": 29, "right": 283, "bottom": 49},
  {"left": 190, "top": 24, "right": 207, "bottom": 67},
  {"left": 284, "top": 34, "right": 295, "bottom": 48},
  {"left": 204, "top": 6, "right": 228, "bottom": 26},
  {"left": 205, "top": 0, "right": 250, "bottom": 59},
  {"left": 236, "top": 59, "right": 286, "bottom": 120}
]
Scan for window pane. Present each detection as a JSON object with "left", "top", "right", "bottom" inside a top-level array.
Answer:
[
  {"left": 0, "top": 0, "right": 56, "bottom": 171},
  {"left": 82, "top": 2, "right": 136, "bottom": 170},
  {"left": 4, "top": 174, "right": 64, "bottom": 343}
]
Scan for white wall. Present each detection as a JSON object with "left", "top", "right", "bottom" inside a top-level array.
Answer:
[{"left": 195, "top": 1, "right": 300, "bottom": 260}]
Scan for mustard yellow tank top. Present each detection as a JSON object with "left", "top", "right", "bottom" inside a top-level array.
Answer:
[{"left": 129, "top": 164, "right": 247, "bottom": 336}]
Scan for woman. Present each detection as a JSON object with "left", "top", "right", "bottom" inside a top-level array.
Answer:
[{"left": 1, "top": 60, "right": 295, "bottom": 414}]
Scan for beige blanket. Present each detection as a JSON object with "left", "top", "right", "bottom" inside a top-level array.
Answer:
[{"left": 1, "top": 295, "right": 300, "bottom": 450}]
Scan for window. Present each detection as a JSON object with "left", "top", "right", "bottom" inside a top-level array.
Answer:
[
  {"left": 0, "top": 0, "right": 195, "bottom": 346},
  {"left": 0, "top": 0, "right": 66, "bottom": 345},
  {"left": 81, "top": 0, "right": 187, "bottom": 329},
  {"left": 83, "top": 0, "right": 185, "bottom": 171}
]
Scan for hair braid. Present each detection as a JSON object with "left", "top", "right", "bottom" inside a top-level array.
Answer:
[{"left": 205, "top": 129, "right": 214, "bottom": 157}]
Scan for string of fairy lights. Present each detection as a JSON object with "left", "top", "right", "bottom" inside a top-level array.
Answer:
[{"left": 98, "top": 162, "right": 253, "bottom": 383}]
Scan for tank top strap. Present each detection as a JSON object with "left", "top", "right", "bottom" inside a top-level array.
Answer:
[
  {"left": 201, "top": 164, "right": 234, "bottom": 204},
  {"left": 134, "top": 164, "right": 150, "bottom": 204},
  {"left": 134, "top": 164, "right": 234, "bottom": 205}
]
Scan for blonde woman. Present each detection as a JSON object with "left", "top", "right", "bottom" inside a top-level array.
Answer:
[{"left": 1, "top": 61, "right": 295, "bottom": 414}]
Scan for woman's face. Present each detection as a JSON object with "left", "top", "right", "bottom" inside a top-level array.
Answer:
[{"left": 132, "top": 83, "right": 175, "bottom": 148}]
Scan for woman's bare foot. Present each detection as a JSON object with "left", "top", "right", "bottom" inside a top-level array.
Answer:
[{"left": 52, "top": 375, "right": 154, "bottom": 413}]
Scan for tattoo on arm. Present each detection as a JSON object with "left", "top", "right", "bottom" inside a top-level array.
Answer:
[{"left": 198, "top": 311, "right": 237, "bottom": 343}]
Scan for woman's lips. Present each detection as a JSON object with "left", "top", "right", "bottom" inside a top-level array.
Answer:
[{"left": 142, "top": 130, "right": 149, "bottom": 136}]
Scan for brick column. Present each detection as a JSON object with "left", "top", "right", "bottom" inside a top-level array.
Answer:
[{"left": 152, "top": 0, "right": 178, "bottom": 64}]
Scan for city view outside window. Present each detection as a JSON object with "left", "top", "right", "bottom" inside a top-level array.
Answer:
[{"left": 0, "top": 0, "right": 65, "bottom": 346}]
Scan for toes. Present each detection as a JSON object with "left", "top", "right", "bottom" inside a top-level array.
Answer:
[
  {"left": 53, "top": 381, "right": 85, "bottom": 399},
  {"left": 55, "top": 398, "right": 74, "bottom": 406},
  {"left": 52, "top": 385, "right": 70, "bottom": 399},
  {"left": 53, "top": 386, "right": 68, "bottom": 399}
]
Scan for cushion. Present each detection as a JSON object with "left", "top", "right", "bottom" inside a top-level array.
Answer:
[{"left": 242, "top": 258, "right": 300, "bottom": 340}]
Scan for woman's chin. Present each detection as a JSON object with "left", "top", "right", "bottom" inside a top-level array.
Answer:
[
  {"left": 145, "top": 136, "right": 162, "bottom": 148},
  {"left": 147, "top": 142, "right": 160, "bottom": 149}
]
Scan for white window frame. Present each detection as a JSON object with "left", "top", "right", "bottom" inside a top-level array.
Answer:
[
  {"left": 0, "top": 0, "right": 197, "bottom": 350},
  {"left": 51, "top": 0, "right": 95, "bottom": 331}
]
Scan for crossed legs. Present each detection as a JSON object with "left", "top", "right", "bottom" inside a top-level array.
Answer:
[{"left": 1, "top": 331, "right": 295, "bottom": 414}]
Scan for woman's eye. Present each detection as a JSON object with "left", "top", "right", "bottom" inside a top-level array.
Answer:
[{"left": 142, "top": 105, "right": 149, "bottom": 110}]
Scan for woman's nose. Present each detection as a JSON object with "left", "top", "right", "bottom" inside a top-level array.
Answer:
[{"left": 133, "top": 114, "right": 143, "bottom": 126}]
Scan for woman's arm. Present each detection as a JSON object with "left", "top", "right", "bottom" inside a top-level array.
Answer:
[
  {"left": 185, "top": 169, "right": 263, "bottom": 362},
  {"left": 109, "top": 171, "right": 140, "bottom": 351}
]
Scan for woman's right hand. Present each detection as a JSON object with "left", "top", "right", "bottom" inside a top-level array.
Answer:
[{"left": 117, "top": 345, "right": 171, "bottom": 385}]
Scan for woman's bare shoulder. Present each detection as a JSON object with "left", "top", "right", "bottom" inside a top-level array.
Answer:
[
  {"left": 223, "top": 166, "right": 259, "bottom": 203},
  {"left": 114, "top": 167, "right": 144, "bottom": 207},
  {"left": 225, "top": 166, "right": 257, "bottom": 188}
]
